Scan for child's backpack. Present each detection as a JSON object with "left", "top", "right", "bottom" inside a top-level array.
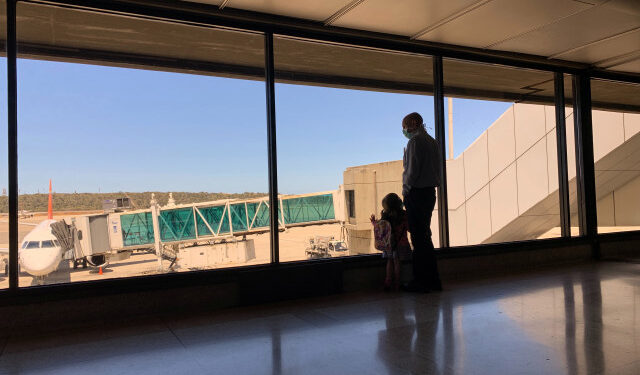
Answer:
[{"left": 373, "top": 219, "right": 392, "bottom": 252}]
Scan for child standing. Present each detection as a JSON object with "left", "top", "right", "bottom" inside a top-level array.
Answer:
[{"left": 370, "top": 193, "right": 411, "bottom": 291}]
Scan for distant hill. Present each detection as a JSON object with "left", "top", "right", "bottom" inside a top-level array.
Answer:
[{"left": 0, "top": 192, "right": 267, "bottom": 213}]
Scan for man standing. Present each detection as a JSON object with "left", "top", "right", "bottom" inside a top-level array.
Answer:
[{"left": 401, "top": 112, "right": 442, "bottom": 292}]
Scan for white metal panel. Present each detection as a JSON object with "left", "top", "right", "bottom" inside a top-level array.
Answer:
[
  {"left": 566, "top": 113, "right": 577, "bottom": 181},
  {"left": 514, "top": 103, "right": 546, "bottom": 158},
  {"left": 463, "top": 132, "right": 489, "bottom": 199},
  {"left": 181, "top": 0, "right": 223, "bottom": 5},
  {"left": 490, "top": 163, "right": 518, "bottom": 234},
  {"left": 557, "top": 28, "right": 640, "bottom": 64},
  {"left": 446, "top": 155, "right": 466, "bottom": 209},
  {"left": 491, "top": 3, "right": 640, "bottom": 57},
  {"left": 465, "top": 185, "right": 491, "bottom": 244},
  {"left": 609, "top": 59, "right": 640, "bottom": 74},
  {"left": 592, "top": 110, "right": 625, "bottom": 162},
  {"left": 449, "top": 204, "right": 468, "bottom": 246},
  {"left": 546, "top": 130, "right": 559, "bottom": 194},
  {"left": 517, "top": 139, "right": 549, "bottom": 214},
  {"left": 624, "top": 113, "right": 640, "bottom": 141},
  {"left": 544, "top": 105, "right": 555, "bottom": 133},
  {"left": 108, "top": 213, "right": 124, "bottom": 249},
  {"left": 225, "top": 0, "right": 351, "bottom": 21},
  {"left": 487, "top": 106, "right": 516, "bottom": 180},
  {"left": 431, "top": 209, "right": 440, "bottom": 248},
  {"left": 334, "top": 0, "right": 479, "bottom": 37},
  {"left": 417, "top": 0, "right": 590, "bottom": 48},
  {"left": 596, "top": 192, "right": 616, "bottom": 226},
  {"left": 614, "top": 174, "right": 640, "bottom": 225}
]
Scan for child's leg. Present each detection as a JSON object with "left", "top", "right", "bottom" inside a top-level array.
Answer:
[
  {"left": 393, "top": 255, "right": 401, "bottom": 288},
  {"left": 385, "top": 257, "right": 393, "bottom": 284}
]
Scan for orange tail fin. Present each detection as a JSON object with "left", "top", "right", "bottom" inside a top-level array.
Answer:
[{"left": 48, "top": 179, "right": 53, "bottom": 220}]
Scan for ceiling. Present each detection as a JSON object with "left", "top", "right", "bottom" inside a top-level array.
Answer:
[
  {"left": 185, "top": 0, "right": 640, "bottom": 75},
  {"left": 0, "top": 0, "right": 638, "bottom": 111}
]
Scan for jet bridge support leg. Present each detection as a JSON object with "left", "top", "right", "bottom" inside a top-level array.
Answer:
[{"left": 151, "top": 203, "right": 162, "bottom": 270}]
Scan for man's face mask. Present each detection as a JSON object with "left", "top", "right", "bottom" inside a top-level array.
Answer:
[{"left": 403, "top": 128, "right": 414, "bottom": 139}]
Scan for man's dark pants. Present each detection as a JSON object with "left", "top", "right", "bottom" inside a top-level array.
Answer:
[{"left": 404, "top": 186, "right": 442, "bottom": 290}]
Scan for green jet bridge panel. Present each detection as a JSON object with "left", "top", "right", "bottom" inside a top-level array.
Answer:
[{"left": 119, "top": 192, "right": 337, "bottom": 247}]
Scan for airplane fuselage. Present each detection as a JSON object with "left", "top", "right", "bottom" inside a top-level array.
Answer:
[{"left": 19, "top": 219, "right": 63, "bottom": 277}]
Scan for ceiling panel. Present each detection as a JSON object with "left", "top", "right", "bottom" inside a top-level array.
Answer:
[
  {"left": 225, "top": 0, "right": 351, "bottom": 22},
  {"left": 591, "top": 79, "right": 640, "bottom": 110},
  {"left": 491, "top": 3, "right": 640, "bottom": 58},
  {"left": 16, "top": 2, "right": 265, "bottom": 76},
  {"left": 274, "top": 36, "right": 434, "bottom": 90},
  {"left": 332, "top": 0, "right": 479, "bottom": 37},
  {"left": 181, "top": 0, "right": 223, "bottom": 6},
  {"left": 609, "top": 59, "right": 640, "bottom": 74},
  {"left": 416, "top": 0, "right": 590, "bottom": 48},
  {"left": 554, "top": 28, "right": 640, "bottom": 64}
]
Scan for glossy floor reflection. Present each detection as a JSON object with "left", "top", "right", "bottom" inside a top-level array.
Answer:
[{"left": 0, "top": 261, "right": 638, "bottom": 374}]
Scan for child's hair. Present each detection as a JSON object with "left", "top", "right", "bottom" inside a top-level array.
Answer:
[{"left": 381, "top": 193, "right": 404, "bottom": 225}]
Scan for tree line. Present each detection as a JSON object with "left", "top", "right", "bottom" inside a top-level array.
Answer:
[{"left": 0, "top": 192, "right": 267, "bottom": 213}]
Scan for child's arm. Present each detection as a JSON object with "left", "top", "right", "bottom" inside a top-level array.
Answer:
[{"left": 370, "top": 214, "right": 376, "bottom": 224}]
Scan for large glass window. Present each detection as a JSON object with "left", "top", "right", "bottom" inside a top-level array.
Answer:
[
  {"left": 0, "top": 0, "right": 8, "bottom": 288},
  {"left": 589, "top": 79, "right": 640, "bottom": 235},
  {"left": 16, "top": 3, "right": 268, "bottom": 286},
  {"left": 443, "top": 59, "right": 558, "bottom": 246},
  {"left": 274, "top": 36, "right": 438, "bottom": 261}
]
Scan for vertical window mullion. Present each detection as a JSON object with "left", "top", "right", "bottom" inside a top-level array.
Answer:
[
  {"left": 554, "top": 72, "right": 571, "bottom": 238},
  {"left": 7, "top": 0, "right": 18, "bottom": 290},
  {"left": 433, "top": 56, "right": 449, "bottom": 249},
  {"left": 572, "top": 74, "right": 598, "bottom": 257},
  {"left": 264, "top": 31, "right": 279, "bottom": 264}
]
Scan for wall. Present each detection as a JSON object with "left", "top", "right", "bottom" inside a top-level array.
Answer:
[{"left": 342, "top": 104, "right": 640, "bottom": 250}]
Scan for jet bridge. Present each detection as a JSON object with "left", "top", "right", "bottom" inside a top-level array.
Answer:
[{"left": 111, "top": 191, "right": 342, "bottom": 250}]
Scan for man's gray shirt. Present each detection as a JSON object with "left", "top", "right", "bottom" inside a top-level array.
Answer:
[{"left": 402, "top": 129, "right": 441, "bottom": 197}]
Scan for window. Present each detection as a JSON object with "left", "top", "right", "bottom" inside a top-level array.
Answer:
[
  {"left": 26, "top": 242, "right": 40, "bottom": 249},
  {"left": 443, "top": 59, "right": 558, "bottom": 245},
  {"left": 0, "top": 5, "right": 7, "bottom": 288},
  {"left": 274, "top": 36, "right": 438, "bottom": 261},
  {"left": 346, "top": 190, "right": 356, "bottom": 219},
  {"left": 16, "top": 2, "right": 268, "bottom": 286},
  {"left": 589, "top": 79, "right": 640, "bottom": 235}
]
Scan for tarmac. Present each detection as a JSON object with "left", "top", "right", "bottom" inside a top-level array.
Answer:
[{"left": 0, "top": 212, "right": 348, "bottom": 288}]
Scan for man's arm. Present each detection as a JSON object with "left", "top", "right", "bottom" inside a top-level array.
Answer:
[{"left": 403, "top": 139, "right": 422, "bottom": 195}]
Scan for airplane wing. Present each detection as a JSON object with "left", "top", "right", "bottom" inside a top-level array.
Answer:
[{"left": 0, "top": 220, "right": 38, "bottom": 226}]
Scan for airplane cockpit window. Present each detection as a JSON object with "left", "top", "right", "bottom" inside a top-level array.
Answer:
[
  {"left": 26, "top": 241, "right": 41, "bottom": 249},
  {"left": 53, "top": 240, "right": 60, "bottom": 247},
  {"left": 41, "top": 240, "right": 55, "bottom": 248},
  {"left": 22, "top": 242, "right": 29, "bottom": 249}
]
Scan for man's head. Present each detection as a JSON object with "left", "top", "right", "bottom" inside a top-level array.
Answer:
[{"left": 402, "top": 112, "right": 424, "bottom": 132}]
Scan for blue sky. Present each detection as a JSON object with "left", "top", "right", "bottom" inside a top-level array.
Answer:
[{"left": 0, "top": 59, "right": 512, "bottom": 194}]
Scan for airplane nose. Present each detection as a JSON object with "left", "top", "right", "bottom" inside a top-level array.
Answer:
[{"left": 19, "top": 248, "right": 61, "bottom": 277}]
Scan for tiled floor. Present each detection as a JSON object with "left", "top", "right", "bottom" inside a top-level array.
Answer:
[{"left": 0, "top": 261, "right": 638, "bottom": 374}]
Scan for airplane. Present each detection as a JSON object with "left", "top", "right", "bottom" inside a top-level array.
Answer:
[{"left": 0, "top": 180, "right": 64, "bottom": 280}]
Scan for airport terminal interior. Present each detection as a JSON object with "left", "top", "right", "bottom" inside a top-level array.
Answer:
[{"left": 0, "top": 0, "right": 639, "bottom": 374}]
